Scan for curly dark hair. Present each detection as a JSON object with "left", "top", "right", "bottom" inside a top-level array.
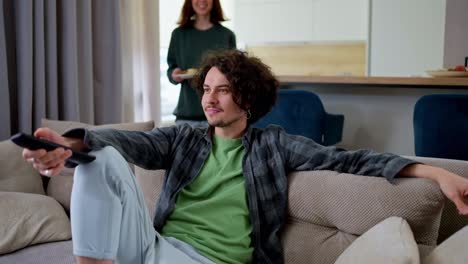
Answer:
[
  {"left": 178, "top": 0, "right": 227, "bottom": 28},
  {"left": 192, "top": 49, "right": 279, "bottom": 124}
]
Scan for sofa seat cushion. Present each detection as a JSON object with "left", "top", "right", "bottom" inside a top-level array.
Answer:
[
  {"left": 334, "top": 217, "right": 419, "bottom": 264},
  {"left": 281, "top": 170, "right": 445, "bottom": 264},
  {"left": 0, "top": 192, "right": 71, "bottom": 255},
  {"left": 0, "top": 240, "right": 73, "bottom": 264},
  {"left": 0, "top": 140, "right": 44, "bottom": 194}
]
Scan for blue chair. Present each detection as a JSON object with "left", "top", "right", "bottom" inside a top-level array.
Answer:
[
  {"left": 413, "top": 94, "right": 468, "bottom": 160},
  {"left": 253, "top": 90, "right": 344, "bottom": 145}
]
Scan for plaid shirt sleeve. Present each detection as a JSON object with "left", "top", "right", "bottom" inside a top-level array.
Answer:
[
  {"left": 76, "top": 126, "right": 181, "bottom": 170},
  {"left": 274, "top": 128, "right": 418, "bottom": 182}
]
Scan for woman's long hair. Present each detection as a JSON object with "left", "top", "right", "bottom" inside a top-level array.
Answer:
[{"left": 177, "top": 0, "right": 227, "bottom": 28}]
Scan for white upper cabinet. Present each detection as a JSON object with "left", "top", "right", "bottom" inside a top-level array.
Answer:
[{"left": 234, "top": 0, "right": 369, "bottom": 44}]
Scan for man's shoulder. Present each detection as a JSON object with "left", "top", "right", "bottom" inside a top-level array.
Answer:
[
  {"left": 248, "top": 125, "right": 287, "bottom": 140},
  {"left": 174, "top": 123, "right": 208, "bottom": 138},
  {"left": 248, "top": 125, "right": 315, "bottom": 145},
  {"left": 252, "top": 125, "right": 286, "bottom": 133}
]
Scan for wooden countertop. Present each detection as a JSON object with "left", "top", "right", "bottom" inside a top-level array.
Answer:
[{"left": 278, "top": 75, "right": 468, "bottom": 87}]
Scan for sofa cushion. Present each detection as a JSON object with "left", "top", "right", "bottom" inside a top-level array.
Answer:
[
  {"left": 42, "top": 118, "right": 155, "bottom": 212},
  {"left": 0, "top": 192, "right": 71, "bottom": 255},
  {"left": 134, "top": 167, "right": 166, "bottom": 220},
  {"left": 418, "top": 244, "right": 436, "bottom": 259},
  {"left": 334, "top": 217, "right": 419, "bottom": 264},
  {"left": 281, "top": 170, "right": 444, "bottom": 264},
  {"left": 422, "top": 226, "right": 468, "bottom": 264},
  {"left": 0, "top": 240, "right": 74, "bottom": 264},
  {"left": 0, "top": 140, "right": 45, "bottom": 194}
]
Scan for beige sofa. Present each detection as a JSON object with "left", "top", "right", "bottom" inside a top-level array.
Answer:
[{"left": 0, "top": 119, "right": 467, "bottom": 264}]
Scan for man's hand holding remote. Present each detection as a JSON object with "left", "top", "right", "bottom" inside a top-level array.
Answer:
[{"left": 22, "top": 128, "right": 87, "bottom": 177}]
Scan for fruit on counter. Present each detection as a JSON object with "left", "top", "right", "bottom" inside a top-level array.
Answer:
[{"left": 448, "top": 65, "right": 467, "bottom": 71}]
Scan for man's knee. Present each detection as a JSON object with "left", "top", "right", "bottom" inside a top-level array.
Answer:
[
  {"left": 74, "top": 146, "right": 128, "bottom": 186},
  {"left": 91, "top": 146, "right": 126, "bottom": 166}
]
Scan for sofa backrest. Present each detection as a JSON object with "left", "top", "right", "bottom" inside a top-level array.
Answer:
[{"left": 134, "top": 164, "right": 447, "bottom": 264}]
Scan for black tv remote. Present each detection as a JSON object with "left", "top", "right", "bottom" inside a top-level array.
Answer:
[{"left": 10, "top": 132, "right": 96, "bottom": 165}]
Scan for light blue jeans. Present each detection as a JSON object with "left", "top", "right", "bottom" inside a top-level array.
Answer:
[{"left": 70, "top": 146, "right": 215, "bottom": 264}]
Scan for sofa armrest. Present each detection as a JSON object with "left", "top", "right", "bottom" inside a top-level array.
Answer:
[
  {"left": 286, "top": 170, "right": 444, "bottom": 245},
  {"left": 282, "top": 170, "right": 445, "bottom": 263},
  {"left": 403, "top": 156, "right": 468, "bottom": 243}
]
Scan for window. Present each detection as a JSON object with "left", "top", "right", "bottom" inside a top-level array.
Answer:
[{"left": 160, "top": 47, "right": 180, "bottom": 123}]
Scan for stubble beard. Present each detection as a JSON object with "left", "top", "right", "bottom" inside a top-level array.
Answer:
[{"left": 208, "top": 114, "right": 243, "bottom": 128}]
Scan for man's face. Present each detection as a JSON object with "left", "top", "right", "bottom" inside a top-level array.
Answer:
[{"left": 202, "top": 67, "right": 247, "bottom": 130}]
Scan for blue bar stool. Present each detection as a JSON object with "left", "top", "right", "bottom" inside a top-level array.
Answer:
[
  {"left": 253, "top": 90, "right": 344, "bottom": 146},
  {"left": 413, "top": 94, "right": 468, "bottom": 160}
]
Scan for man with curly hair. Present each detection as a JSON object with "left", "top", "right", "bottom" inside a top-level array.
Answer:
[{"left": 23, "top": 49, "right": 468, "bottom": 264}]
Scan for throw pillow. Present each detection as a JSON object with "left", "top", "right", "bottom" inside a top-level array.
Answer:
[
  {"left": 0, "top": 140, "right": 45, "bottom": 194},
  {"left": 334, "top": 216, "right": 420, "bottom": 264},
  {"left": 0, "top": 192, "right": 71, "bottom": 255},
  {"left": 422, "top": 226, "right": 468, "bottom": 264},
  {"left": 42, "top": 118, "right": 155, "bottom": 212}
]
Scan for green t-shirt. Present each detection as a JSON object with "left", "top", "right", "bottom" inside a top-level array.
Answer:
[
  {"left": 161, "top": 136, "right": 252, "bottom": 264},
  {"left": 167, "top": 23, "right": 236, "bottom": 120}
]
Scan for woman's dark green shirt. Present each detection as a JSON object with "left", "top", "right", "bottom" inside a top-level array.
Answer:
[{"left": 167, "top": 23, "right": 236, "bottom": 121}]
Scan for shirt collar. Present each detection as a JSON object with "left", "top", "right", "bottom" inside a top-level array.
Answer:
[{"left": 203, "top": 125, "right": 255, "bottom": 148}]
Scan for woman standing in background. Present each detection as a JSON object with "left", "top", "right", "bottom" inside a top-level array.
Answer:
[{"left": 167, "top": 0, "right": 236, "bottom": 127}]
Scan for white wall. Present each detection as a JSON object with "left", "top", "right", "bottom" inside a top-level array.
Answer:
[
  {"left": 443, "top": 0, "right": 468, "bottom": 68},
  {"left": 235, "top": 0, "right": 368, "bottom": 45},
  {"left": 159, "top": 0, "right": 184, "bottom": 48},
  {"left": 315, "top": 0, "right": 368, "bottom": 41},
  {"left": 369, "top": 0, "right": 446, "bottom": 76}
]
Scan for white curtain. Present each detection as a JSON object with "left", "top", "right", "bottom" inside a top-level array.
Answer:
[{"left": 120, "top": 0, "right": 161, "bottom": 125}]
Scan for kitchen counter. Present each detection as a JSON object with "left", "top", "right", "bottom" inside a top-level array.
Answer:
[{"left": 278, "top": 75, "right": 468, "bottom": 88}]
